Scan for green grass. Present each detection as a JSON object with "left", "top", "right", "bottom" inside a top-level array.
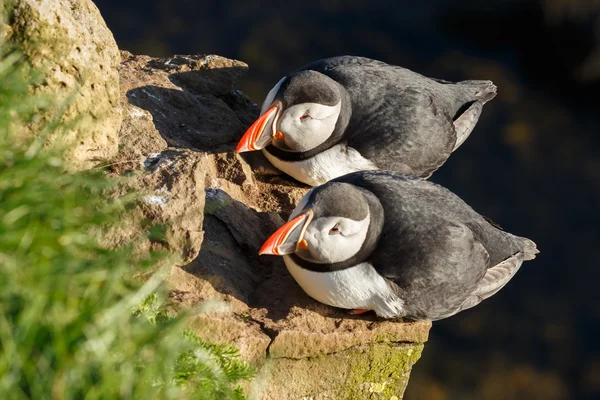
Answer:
[{"left": 0, "top": 44, "right": 253, "bottom": 399}]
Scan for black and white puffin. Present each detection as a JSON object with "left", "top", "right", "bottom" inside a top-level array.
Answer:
[
  {"left": 236, "top": 56, "right": 497, "bottom": 186},
  {"left": 259, "top": 171, "right": 538, "bottom": 321}
]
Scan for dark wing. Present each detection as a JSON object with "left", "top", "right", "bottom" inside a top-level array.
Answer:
[
  {"left": 452, "top": 100, "right": 485, "bottom": 151},
  {"left": 300, "top": 58, "right": 459, "bottom": 177},
  {"left": 333, "top": 171, "right": 536, "bottom": 319},
  {"left": 448, "top": 81, "right": 496, "bottom": 151},
  {"left": 482, "top": 214, "right": 504, "bottom": 231},
  {"left": 347, "top": 86, "right": 457, "bottom": 178},
  {"left": 456, "top": 251, "right": 525, "bottom": 313},
  {"left": 296, "top": 56, "right": 390, "bottom": 74},
  {"left": 373, "top": 221, "right": 491, "bottom": 321}
]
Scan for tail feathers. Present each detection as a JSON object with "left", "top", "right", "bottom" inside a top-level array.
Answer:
[
  {"left": 457, "top": 80, "right": 498, "bottom": 103},
  {"left": 521, "top": 238, "right": 539, "bottom": 261}
]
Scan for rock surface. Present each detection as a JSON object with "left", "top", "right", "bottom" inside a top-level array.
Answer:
[
  {"left": 3, "top": 0, "right": 121, "bottom": 169},
  {"left": 114, "top": 51, "right": 431, "bottom": 399}
]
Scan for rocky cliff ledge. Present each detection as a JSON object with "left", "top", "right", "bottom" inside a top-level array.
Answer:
[
  {"left": 3, "top": 1, "right": 431, "bottom": 398},
  {"left": 113, "top": 51, "right": 430, "bottom": 400}
]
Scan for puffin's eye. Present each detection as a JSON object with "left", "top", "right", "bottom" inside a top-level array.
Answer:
[
  {"left": 299, "top": 114, "right": 311, "bottom": 121},
  {"left": 329, "top": 226, "right": 340, "bottom": 234}
]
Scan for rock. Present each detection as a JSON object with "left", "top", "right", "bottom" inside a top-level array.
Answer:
[
  {"left": 110, "top": 51, "right": 306, "bottom": 266},
  {"left": 101, "top": 149, "right": 207, "bottom": 265},
  {"left": 116, "top": 51, "right": 256, "bottom": 157},
  {"left": 254, "top": 343, "right": 425, "bottom": 400},
  {"left": 245, "top": 270, "right": 430, "bottom": 399},
  {"left": 113, "top": 52, "right": 430, "bottom": 399},
  {"left": 4, "top": 0, "right": 121, "bottom": 169},
  {"left": 167, "top": 266, "right": 271, "bottom": 365}
]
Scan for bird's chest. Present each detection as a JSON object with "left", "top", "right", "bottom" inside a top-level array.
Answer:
[
  {"left": 282, "top": 257, "right": 392, "bottom": 310},
  {"left": 262, "top": 144, "right": 377, "bottom": 186}
]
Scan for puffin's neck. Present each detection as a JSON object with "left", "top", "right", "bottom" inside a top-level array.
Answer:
[
  {"left": 263, "top": 83, "right": 352, "bottom": 162},
  {"left": 289, "top": 187, "right": 384, "bottom": 272}
]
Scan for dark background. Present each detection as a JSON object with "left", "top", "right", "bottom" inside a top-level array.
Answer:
[{"left": 93, "top": 0, "right": 600, "bottom": 398}]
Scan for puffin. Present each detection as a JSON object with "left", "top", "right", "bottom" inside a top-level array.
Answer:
[
  {"left": 236, "top": 56, "right": 497, "bottom": 186},
  {"left": 258, "top": 171, "right": 538, "bottom": 321}
]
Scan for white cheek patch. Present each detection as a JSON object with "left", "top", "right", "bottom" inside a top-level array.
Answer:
[
  {"left": 277, "top": 101, "right": 342, "bottom": 152},
  {"left": 304, "top": 214, "right": 370, "bottom": 264},
  {"left": 261, "top": 77, "right": 286, "bottom": 115}
]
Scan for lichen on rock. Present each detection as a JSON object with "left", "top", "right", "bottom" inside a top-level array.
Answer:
[{"left": 259, "top": 342, "right": 424, "bottom": 399}]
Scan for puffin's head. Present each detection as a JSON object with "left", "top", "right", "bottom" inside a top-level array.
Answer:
[
  {"left": 259, "top": 182, "right": 383, "bottom": 264},
  {"left": 236, "top": 70, "right": 348, "bottom": 154}
]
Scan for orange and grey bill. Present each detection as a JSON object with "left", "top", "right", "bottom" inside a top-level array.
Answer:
[
  {"left": 259, "top": 212, "right": 311, "bottom": 255},
  {"left": 235, "top": 105, "right": 279, "bottom": 153}
]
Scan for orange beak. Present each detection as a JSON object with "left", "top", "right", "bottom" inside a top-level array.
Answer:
[
  {"left": 235, "top": 105, "right": 279, "bottom": 153},
  {"left": 259, "top": 210, "right": 313, "bottom": 256}
]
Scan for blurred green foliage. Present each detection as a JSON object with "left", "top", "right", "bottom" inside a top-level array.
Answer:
[{"left": 0, "top": 45, "right": 253, "bottom": 399}]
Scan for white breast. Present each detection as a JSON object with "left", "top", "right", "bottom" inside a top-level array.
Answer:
[
  {"left": 262, "top": 144, "right": 378, "bottom": 186},
  {"left": 283, "top": 257, "right": 405, "bottom": 318}
]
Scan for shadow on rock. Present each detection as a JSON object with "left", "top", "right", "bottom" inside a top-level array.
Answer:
[
  {"left": 168, "top": 69, "right": 259, "bottom": 125},
  {"left": 183, "top": 188, "right": 280, "bottom": 299},
  {"left": 121, "top": 53, "right": 260, "bottom": 154},
  {"left": 127, "top": 85, "right": 254, "bottom": 153}
]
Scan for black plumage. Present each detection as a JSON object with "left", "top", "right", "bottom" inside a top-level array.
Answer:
[
  {"left": 262, "top": 56, "right": 497, "bottom": 179},
  {"left": 279, "top": 171, "right": 538, "bottom": 321}
]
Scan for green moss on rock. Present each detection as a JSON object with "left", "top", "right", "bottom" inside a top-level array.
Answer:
[
  {"left": 252, "top": 342, "right": 424, "bottom": 400},
  {"left": 343, "top": 343, "right": 424, "bottom": 399}
]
